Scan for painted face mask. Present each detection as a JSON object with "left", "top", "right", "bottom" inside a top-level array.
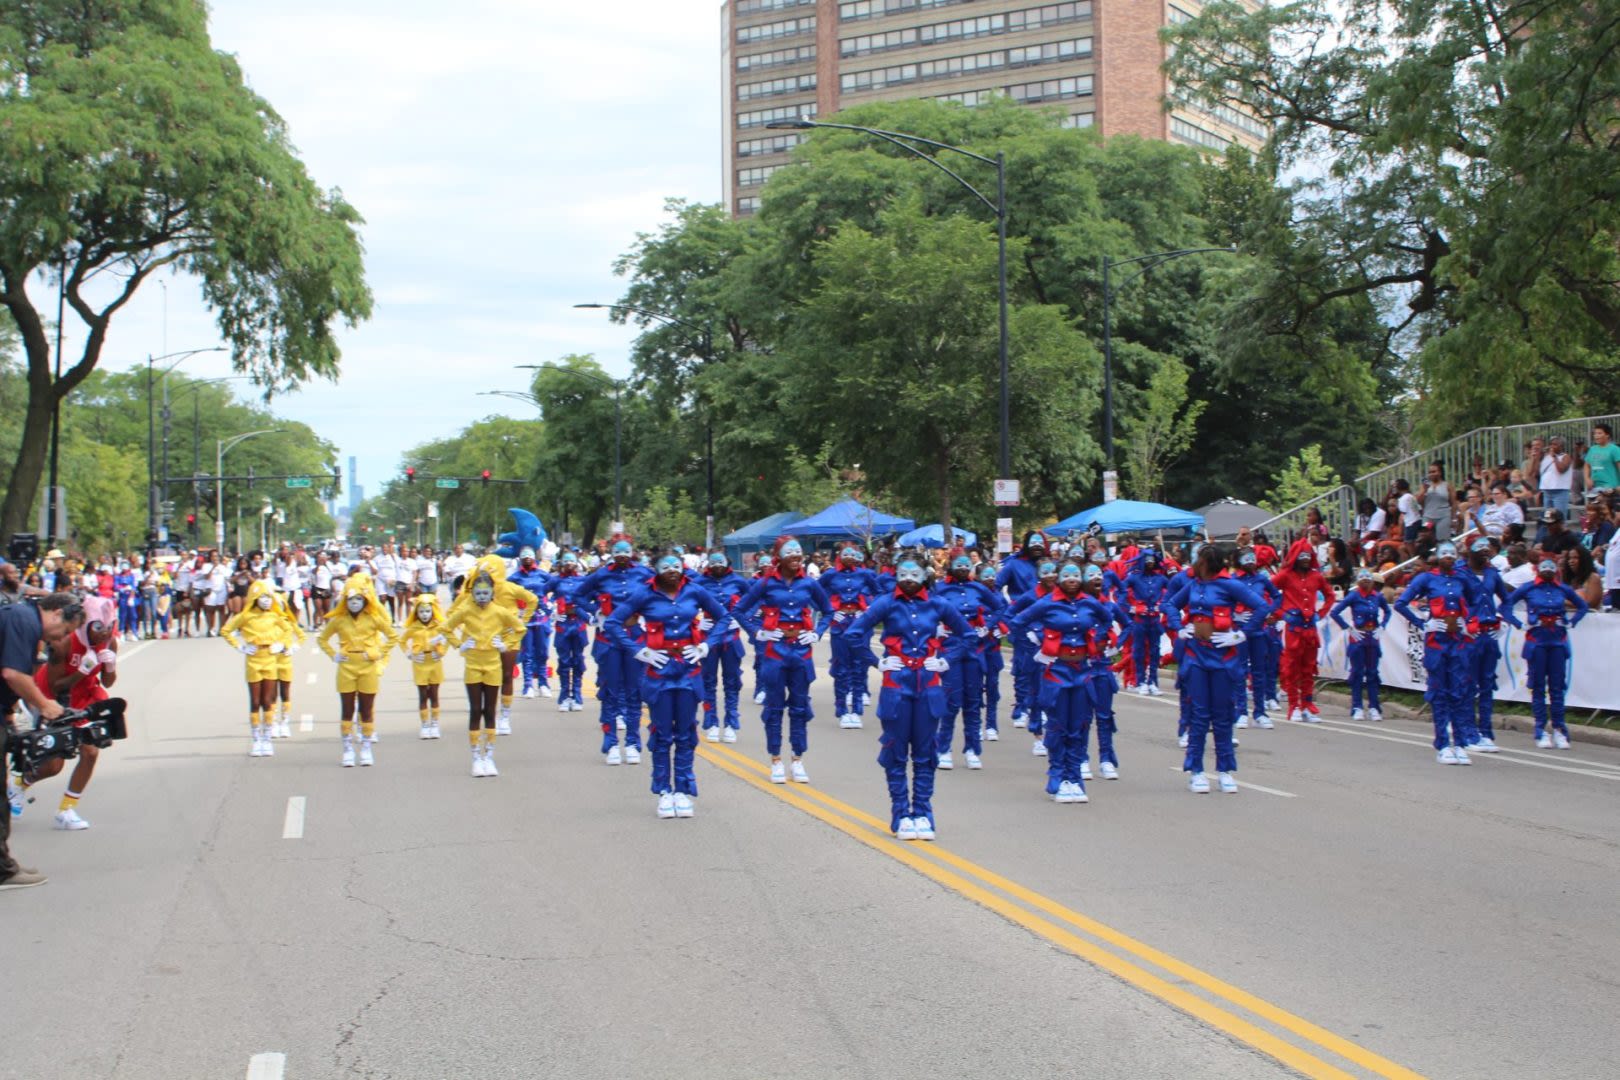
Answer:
[
  {"left": 472, "top": 586, "right": 495, "bottom": 605},
  {"left": 1537, "top": 559, "right": 1558, "bottom": 580},
  {"left": 950, "top": 555, "right": 972, "bottom": 578},
  {"left": 895, "top": 561, "right": 927, "bottom": 590},
  {"left": 1357, "top": 570, "right": 1376, "bottom": 591},
  {"left": 559, "top": 555, "right": 579, "bottom": 574},
  {"left": 975, "top": 564, "right": 996, "bottom": 583},
  {"left": 346, "top": 595, "right": 366, "bottom": 614},
  {"left": 1057, "top": 562, "right": 1084, "bottom": 593},
  {"left": 779, "top": 540, "right": 803, "bottom": 560},
  {"left": 1089, "top": 549, "right": 1107, "bottom": 565},
  {"left": 256, "top": 595, "right": 274, "bottom": 610},
  {"left": 1038, "top": 560, "right": 1058, "bottom": 585},
  {"left": 417, "top": 604, "right": 435, "bottom": 623},
  {"left": 1436, "top": 542, "right": 1458, "bottom": 562},
  {"left": 1024, "top": 533, "right": 1047, "bottom": 556},
  {"left": 611, "top": 540, "right": 633, "bottom": 559},
  {"left": 1239, "top": 550, "right": 1258, "bottom": 569},
  {"left": 656, "top": 555, "right": 683, "bottom": 577},
  {"left": 840, "top": 549, "right": 859, "bottom": 567},
  {"left": 1082, "top": 564, "right": 1104, "bottom": 589},
  {"left": 707, "top": 552, "right": 728, "bottom": 572}
]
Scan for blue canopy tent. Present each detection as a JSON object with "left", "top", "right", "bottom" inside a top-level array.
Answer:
[
  {"left": 1045, "top": 500, "right": 1204, "bottom": 536},
  {"left": 722, "top": 511, "right": 807, "bottom": 565},
  {"left": 897, "top": 523, "right": 978, "bottom": 549},
  {"left": 792, "top": 499, "right": 916, "bottom": 542}
]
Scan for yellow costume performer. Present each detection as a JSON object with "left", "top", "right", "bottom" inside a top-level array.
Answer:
[
  {"left": 269, "top": 592, "right": 308, "bottom": 740},
  {"left": 221, "top": 580, "right": 298, "bottom": 758},
  {"left": 450, "top": 554, "right": 538, "bottom": 735},
  {"left": 399, "top": 592, "right": 450, "bottom": 739},
  {"left": 317, "top": 573, "right": 399, "bottom": 767},
  {"left": 446, "top": 572, "right": 525, "bottom": 777}
]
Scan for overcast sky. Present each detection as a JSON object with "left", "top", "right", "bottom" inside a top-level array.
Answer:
[{"left": 84, "top": 0, "right": 722, "bottom": 500}]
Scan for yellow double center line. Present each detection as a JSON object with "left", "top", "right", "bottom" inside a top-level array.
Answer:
[{"left": 696, "top": 740, "right": 1426, "bottom": 1080}]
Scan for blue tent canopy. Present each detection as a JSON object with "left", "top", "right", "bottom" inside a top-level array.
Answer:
[
  {"left": 722, "top": 511, "right": 807, "bottom": 562},
  {"left": 792, "top": 499, "right": 916, "bottom": 539},
  {"left": 1045, "top": 500, "right": 1204, "bottom": 536},
  {"left": 897, "top": 523, "right": 977, "bottom": 548}
]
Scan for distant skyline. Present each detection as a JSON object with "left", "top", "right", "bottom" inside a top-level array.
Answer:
[{"left": 52, "top": 1, "right": 722, "bottom": 503}]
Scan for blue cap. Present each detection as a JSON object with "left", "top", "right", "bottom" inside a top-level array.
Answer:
[
  {"left": 707, "top": 551, "right": 728, "bottom": 566},
  {"left": 1470, "top": 536, "right": 1492, "bottom": 553},
  {"left": 611, "top": 539, "right": 633, "bottom": 555}
]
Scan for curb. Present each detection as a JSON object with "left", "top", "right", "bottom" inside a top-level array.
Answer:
[{"left": 1314, "top": 688, "right": 1620, "bottom": 749}]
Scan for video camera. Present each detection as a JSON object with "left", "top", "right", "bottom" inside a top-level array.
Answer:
[
  {"left": 7, "top": 531, "right": 38, "bottom": 565},
  {"left": 8, "top": 698, "right": 128, "bottom": 776}
]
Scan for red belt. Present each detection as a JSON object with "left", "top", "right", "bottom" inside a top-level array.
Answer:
[{"left": 1054, "top": 647, "right": 1091, "bottom": 663}]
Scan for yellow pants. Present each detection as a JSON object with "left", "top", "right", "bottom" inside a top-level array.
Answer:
[
  {"left": 412, "top": 660, "right": 445, "bottom": 687},
  {"left": 337, "top": 664, "right": 381, "bottom": 694},
  {"left": 245, "top": 654, "right": 281, "bottom": 683},
  {"left": 463, "top": 655, "right": 504, "bottom": 687},
  {"left": 276, "top": 655, "right": 294, "bottom": 682}
]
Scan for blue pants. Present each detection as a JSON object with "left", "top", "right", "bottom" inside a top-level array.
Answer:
[
  {"left": 1173, "top": 637, "right": 1191, "bottom": 737},
  {"left": 593, "top": 642, "right": 641, "bottom": 751},
  {"left": 759, "top": 655, "right": 813, "bottom": 757},
  {"left": 701, "top": 638, "right": 744, "bottom": 730},
  {"left": 118, "top": 600, "right": 139, "bottom": 635},
  {"left": 982, "top": 646, "right": 1003, "bottom": 731},
  {"left": 830, "top": 631, "right": 871, "bottom": 716},
  {"left": 1081, "top": 668, "right": 1118, "bottom": 767},
  {"left": 1468, "top": 631, "right": 1501, "bottom": 739},
  {"left": 520, "top": 623, "right": 550, "bottom": 690},
  {"left": 1422, "top": 637, "right": 1474, "bottom": 750},
  {"left": 646, "top": 688, "right": 699, "bottom": 796},
  {"left": 1266, "top": 627, "right": 1283, "bottom": 700},
  {"left": 1043, "top": 683, "right": 1093, "bottom": 789},
  {"left": 1182, "top": 664, "right": 1237, "bottom": 774},
  {"left": 1133, "top": 616, "right": 1162, "bottom": 687},
  {"left": 1346, "top": 635, "right": 1382, "bottom": 711},
  {"left": 554, "top": 626, "right": 587, "bottom": 703},
  {"left": 1010, "top": 642, "right": 1034, "bottom": 722},
  {"left": 1244, "top": 631, "right": 1275, "bottom": 714},
  {"left": 878, "top": 693, "right": 938, "bottom": 830},
  {"left": 1526, "top": 641, "right": 1571, "bottom": 736},
  {"left": 937, "top": 652, "right": 985, "bottom": 755}
]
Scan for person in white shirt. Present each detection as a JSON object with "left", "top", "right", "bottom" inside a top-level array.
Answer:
[
  {"left": 416, "top": 545, "right": 439, "bottom": 599},
  {"left": 283, "top": 553, "right": 306, "bottom": 625},
  {"left": 1603, "top": 538, "right": 1620, "bottom": 610},
  {"left": 375, "top": 543, "right": 399, "bottom": 617},
  {"left": 1479, "top": 483, "right": 1525, "bottom": 539},
  {"left": 312, "top": 552, "right": 334, "bottom": 621},
  {"left": 441, "top": 544, "right": 474, "bottom": 591},
  {"left": 1394, "top": 479, "right": 1422, "bottom": 544},
  {"left": 1538, "top": 436, "right": 1575, "bottom": 516},
  {"left": 205, "top": 555, "right": 230, "bottom": 637},
  {"left": 1500, "top": 543, "right": 1536, "bottom": 590}
]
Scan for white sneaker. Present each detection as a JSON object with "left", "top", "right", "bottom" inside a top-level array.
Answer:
[
  {"left": 1235, "top": 714, "right": 1249, "bottom": 729},
  {"left": 472, "top": 752, "right": 487, "bottom": 778},
  {"left": 605, "top": 746, "right": 622, "bottom": 766},
  {"left": 1080, "top": 761, "right": 1092, "bottom": 781},
  {"left": 1099, "top": 761, "right": 1119, "bottom": 780},
  {"left": 753, "top": 690, "right": 766, "bottom": 705},
  {"left": 984, "top": 727, "right": 999, "bottom": 741},
  {"left": 896, "top": 816, "right": 918, "bottom": 840},
  {"left": 267, "top": 720, "right": 281, "bottom": 739},
  {"left": 259, "top": 736, "right": 275, "bottom": 758},
  {"left": 838, "top": 714, "right": 858, "bottom": 729},
  {"left": 1134, "top": 684, "right": 1151, "bottom": 697},
  {"left": 1289, "top": 709, "right": 1305, "bottom": 722},
  {"left": 770, "top": 760, "right": 786, "bottom": 784},
  {"left": 1350, "top": 708, "right": 1365, "bottom": 721},
  {"left": 1254, "top": 713, "right": 1274, "bottom": 729},
  {"left": 54, "top": 808, "right": 90, "bottom": 830},
  {"left": 673, "top": 792, "right": 694, "bottom": 818},
  {"left": 1146, "top": 684, "right": 1163, "bottom": 697},
  {"left": 1177, "top": 733, "right": 1189, "bottom": 749},
  {"left": 937, "top": 752, "right": 954, "bottom": 771},
  {"left": 1218, "top": 772, "right": 1238, "bottom": 794},
  {"left": 358, "top": 739, "right": 375, "bottom": 767},
  {"left": 964, "top": 750, "right": 982, "bottom": 770},
  {"left": 1055, "top": 781, "right": 1078, "bottom": 804},
  {"left": 623, "top": 746, "right": 642, "bottom": 766},
  {"left": 1535, "top": 733, "right": 1553, "bottom": 749},
  {"left": 1070, "top": 783, "right": 1089, "bottom": 804},
  {"left": 721, "top": 727, "right": 738, "bottom": 744},
  {"left": 558, "top": 699, "right": 572, "bottom": 713},
  {"left": 540, "top": 686, "right": 553, "bottom": 698},
  {"left": 6, "top": 779, "right": 24, "bottom": 817},
  {"left": 1012, "top": 713, "right": 1028, "bottom": 729},
  {"left": 1553, "top": 731, "right": 1571, "bottom": 750},
  {"left": 790, "top": 760, "right": 809, "bottom": 783},
  {"left": 522, "top": 686, "right": 537, "bottom": 699},
  {"left": 483, "top": 750, "right": 498, "bottom": 777},
  {"left": 1437, "top": 746, "right": 1458, "bottom": 765},
  {"left": 1303, "top": 713, "right": 1323, "bottom": 724},
  {"left": 1452, "top": 746, "right": 1472, "bottom": 765},
  {"left": 496, "top": 714, "right": 512, "bottom": 736},
  {"left": 1188, "top": 772, "right": 1211, "bottom": 794},
  {"left": 1367, "top": 708, "right": 1382, "bottom": 722},
  {"left": 249, "top": 732, "right": 264, "bottom": 757},
  {"left": 421, "top": 724, "right": 433, "bottom": 740},
  {"left": 1472, "top": 737, "right": 1501, "bottom": 753},
  {"left": 656, "top": 792, "right": 676, "bottom": 819},
  {"left": 861, "top": 693, "right": 870, "bottom": 708},
  {"left": 913, "top": 816, "right": 936, "bottom": 840},
  {"left": 705, "top": 726, "right": 721, "bottom": 743},
  {"left": 1032, "top": 739, "right": 1047, "bottom": 757},
  {"left": 341, "top": 739, "right": 356, "bottom": 767},
  {"left": 429, "top": 721, "right": 442, "bottom": 739}
]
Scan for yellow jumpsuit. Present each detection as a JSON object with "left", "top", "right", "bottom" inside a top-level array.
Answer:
[
  {"left": 222, "top": 581, "right": 296, "bottom": 684},
  {"left": 450, "top": 555, "right": 539, "bottom": 710},
  {"left": 399, "top": 600, "right": 450, "bottom": 688},
  {"left": 445, "top": 602, "right": 524, "bottom": 687},
  {"left": 318, "top": 578, "right": 399, "bottom": 697}
]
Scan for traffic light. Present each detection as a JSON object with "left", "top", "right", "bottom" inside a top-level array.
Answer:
[
  {"left": 480, "top": 469, "right": 491, "bottom": 485},
  {"left": 186, "top": 513, "right": 196, "bottom": 527},
  {"left": 332, "top": 465, "right": 342, "bottom": 495},
  {"left": 405, "top": 466, "right": 416, "bottom": 483}
]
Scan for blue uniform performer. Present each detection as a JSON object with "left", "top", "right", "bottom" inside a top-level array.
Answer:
[
  {"left": 1395, "top": 542, "right": 1479, "bottom": 764},
  {"left": 973, "top": 562, "right": 1006, "bottom": 740},
  {"left": 1003, "top": 561, "right": 1059, "bottom": 756},
  {"left": 508, "top": 550, "right": 554, "bottom": 699},
  {"left": 1229, "top": 550, "right": 1281, "bottom": 728},
  {"left": 1502, "top": 559, "right": 1589, "bottom": 750},
  {"left": 1078, "top": 564, "right": 1128, "bottom": 779},
  {"left": 1123, "top": 549, "right": 1173, "bottom": 695},
  {"left": 843, "top": 558, "right": 975, "bottom": 839},
  {"left": 1164, "top": 548, "right": 1271, "bottom": 793},
  {"left": 606, "top": 556, "right": 734, "bottom": 819},
  {"left": 1329, "top": 569, "right": 1391, "bottom": 721},
  {"left": 820, "top": 547, "right": 882, "bottom": 729},
  {"left": 542, "top": 553, "right": 591, "bottom": 712},
  {"left": 731, "top": 538, "right": 832, "bottom": 784},
  {"left": 1458, "top": 537, "right": 1513, "bottom": 752},
  {"left": 995, "top": 532, "right": 1049, "bottom": 729},
  {"left": 696, "top": 551, "right": 748, "bottom": 743},
  {"left": 933, "top": 553, "right": 1004, "bottom": 770},
  {"left": 577, "top": 539, "right": 653, "bottom": 765}
]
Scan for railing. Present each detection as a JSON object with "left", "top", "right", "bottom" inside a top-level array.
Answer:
[{"left": 1254, "top": 414, "right": 1620, "bottom": 545}]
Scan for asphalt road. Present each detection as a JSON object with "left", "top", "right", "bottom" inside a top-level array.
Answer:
[{"left": 6, "top": 634, "right": 1617, "bottom": 1080}]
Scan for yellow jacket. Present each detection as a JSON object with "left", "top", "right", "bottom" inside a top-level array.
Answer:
[
  {"left": 444, "top": 601, "right": 524, "bottom": 659},
  {"left": 318, "top": 575, "right": 399, "bottom": 670},
  {"left": 223, "top": 581, "right": 297, "bottom": 651},
  {"left": 398, "top": 594, "right": 450, "bottom": 664},
  {"left": 449, "top": 555, "right": 539, "bottom": 624}
]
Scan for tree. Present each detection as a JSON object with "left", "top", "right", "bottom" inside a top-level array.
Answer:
[
  {"left": 0, "top": 0, "right": 372, "bottom": 537},
  {"left": 1120, "top": 353, "right": 1205, "bottom": 502},
  {"left": 1263, "top": 445, "right": 1341, "bottom": 513},
  {"left": 528, "top": 355, "right": 624, "bottom": 544}
]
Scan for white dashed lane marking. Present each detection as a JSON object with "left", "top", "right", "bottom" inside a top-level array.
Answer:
[
  {"left": 281, "top": 797, "right": 305, "bottom": 840},
  {"left": 246, "top": 1052, "right": 285, "bottom": 1079}
]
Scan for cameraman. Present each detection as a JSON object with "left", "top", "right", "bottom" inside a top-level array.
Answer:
[{"left": 2, "top": 593, "right": 84, "bottom": 891}]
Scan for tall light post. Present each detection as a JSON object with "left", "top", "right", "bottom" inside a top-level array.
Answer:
[
  {"left": 171, "top": 375, "right": 251, "bottom": 542},
  {"left": 1099, "top": 247, "right": 1235, "bottom": 500},
  {"left": 767, "top": 118, "right": 1011, "bottom": 483},
  {"left": 576, "top": 302, "right": 717, "bottom": 547},
  {"left": 145, "top": 346, "right": 227, "bottom": 542},
  {"left": 511, "top": 365, "right": 625, "bottom": 529},
  {"left": 217, "top": 428, "right": 281, "bottom": 550}
]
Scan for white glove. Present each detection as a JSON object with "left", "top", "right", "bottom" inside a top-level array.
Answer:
[
  {"left": 1349, "top": 628, "right": 1368, "bottom": 642},
  {"left": 935, "top": 624, "right": 952, "bottom": 638},
  {"left": 459, "top": 638, "right": 477, "bottom": 654},
  {"left": 756, "top": 628, "right": 784, "bottom": 642},
  {"left": 975, "top": 624, "right": 991, "bottom": 638},
  {"left": 682, "top": 642, "right": 709, "bottom": 663},
  {"left": 832, "top": 610, "right": 850, "bottom": 623},
  {"left": 489, "top": 635, "right": 507, "bottom": 652},
  {"left": 289, "top": 643, "right": 302, "bottom": 654},
  {"left": 410, "top": 651, "right": 425, "bottom": 663},
  {"left": 922, "top": 655, "right": 949, "bottom": 673},
  {"left": 878, "top": 655, "right": 905, "bottom": 672},
  {"left": 331, "top": 651, "right": 349, "bottom": 663},
  {"left": 1423, "top": 618, "right": 1448, "bottom": 633},
  {"left": 1211, "top": 630, "right": 1246, "bottom": 648},
  {"left": 77, "top": 651, "right": 101, "bottom": 673},
  {"left": 269, "top": 642, "right": 286, "bottom": 654},
  {"left": 1034, "top": 652, "right": 1058, "bottom": 666},
  {"left": 428, "top": 635, "right": 446, "bottom": 648},
  {"left": 1026, "top": 630, "right": 1040, "bottom": 646},
  {"left": 797, "top": 630, "right": 820, "bottom": 645},
  {"left": 696, "top": 614, "right": 715, "bottom": 632},
  {"left": 1177, "top": 624, "right": 1196, "bottom": 640},
  {"left": 590, "top": 614, "right": 604, "bottom": 629},
  {"left": 96, "top": 648, "right": 117, "bottom": 669},
  {"left": 634, "top": 646, "right": 669, "bottom": 669},
  {"left": 1104, "top": 644, "right": 1122, "bottom": 659}
]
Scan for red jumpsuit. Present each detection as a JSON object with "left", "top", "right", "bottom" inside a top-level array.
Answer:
[{"left": 1269, "top": 538, "right": 1334, "bottom": 715}]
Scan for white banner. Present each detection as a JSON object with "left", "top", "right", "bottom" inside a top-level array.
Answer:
[{"left": 1313, "top": 612, "right": 1620, "bottom": 711}]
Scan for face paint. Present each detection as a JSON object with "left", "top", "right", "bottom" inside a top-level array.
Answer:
[
  {"left": 1082, "top": 564, "right": 1104, "bottom": 590},
  {"left": 656, "top": 556, "right": 682, "bottom": 572},
  {"left": 611, "top": 540, "right": 633, "bottom": 560},
  {"left": 1239, "top": 551, "right": 1258, "bottom": 568},
  {"left": 417, "top": 604, "right": 434, "bottom": 623},
  {"left": 779, "top": 540, "right": 803, "bottom": 559},
  {"left": 472, "top": 586, "right": 495, "bottom": 605},
  {"left": 1436, "top": 542, "right": 1458, "bottom": 562},
  {"left": 1057, "top": 562, "right": 1084, "bottom": 594},
  {"left": 1038, "top": 560, "right": 1058, "bottom": 584},
  {"left": 256, "top": 595, "right": 274, "bottom": 610},
  {"left": 346, "top": 595, "right": 366, "bottom": 614},
  {"left": 1537, "top": 559, "right": 1558, "bottom": 580},
  {"left": 1089, "top": 549, "right": 1107, "bottom": 565},
  {"left": 895, "top": 561, "right": 927, "bottom": 590}
]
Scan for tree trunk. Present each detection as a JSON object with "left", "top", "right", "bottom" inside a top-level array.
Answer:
[
  {"left": 935, "top": 451, "right": 952, "bottom": 551},
  {"left": 0, "top": 387, "right": 56, "bottom": 540}
]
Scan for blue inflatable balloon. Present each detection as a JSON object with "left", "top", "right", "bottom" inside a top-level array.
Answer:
[{"left": 494, "top": 508, "right": 547, "bottom": 558}]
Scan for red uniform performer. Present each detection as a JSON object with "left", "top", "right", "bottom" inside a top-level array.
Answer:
[{"left": 1270, "top": 538, "right": 1334, "bottom": 720}]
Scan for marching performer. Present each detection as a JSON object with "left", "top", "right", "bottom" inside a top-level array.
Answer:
[
  {"left": 933, "top": 552, "right": 1003, "bottom": 770},
  {"left": 1502, "top": 558, "right": 1589, "bottom": 749},
  {"left": 995, "top": 531, "right": 1048, "bottom": 729},
  {"left": 697, "top": 551, "right": 748, "bottom": 743},
  {"left": 1003, "top": 559, "right": 1060, "bottom": 756},
  {"left": 1459, "top": 536, "right": 1512, "bottom": 751},
  {"left": 1078, "top": 563, "right": 1128, "bottom": 779},
  {"left": 543, "top": 552, "right": 591, "bottom": 713},
  {"left": 269, "top": 590, "right": 307, "bottom": 740},
  {"left": 1394, "top": 542, "right": 1479, "bottom": 765},
  {"left": 222, "top": 581, "right": 295, "bottom": 758},
  {"left": 509, "top": 548, "right": 554, "bottom": 699},
  {"left": 842, "top": 557, "right": 974, "bottom": 838},
  {"left": 398, "top": 592, "right": 450, "bottom": 739},
  {"left": 576, "top": 538, "right": 651, "bottom": 764},
  {"left": 1329, "top": 569, "right": 1391, "bottom": 722},
  {"left": 820, "top": 546, "right": 881, "bottom": 729},
  {"left": 1228, "top": 549, "right": 1281, "bottom": 729},
  {"left": 445, "top": 571, "right": 525, "bottom": 776},
  {"left": 973, "top": 562, "right": 1006, "bottom": 741},
  {"left": 606, "top": 555, "right": 733, "bottom": 817},
  {"left": 317, "top": 573, "right": 399, "bottom": 768},
  {"left": 1272, "top": 539, "right": 1335, "bottom": 722},
  {"left": 448, "top": 554, "right": 539, "bottom": 736},
  {"left": 1123, "top": 548, "right": 1173, "bottom": 696}
]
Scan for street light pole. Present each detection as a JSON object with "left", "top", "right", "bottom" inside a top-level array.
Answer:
[
  {"left": 217, "top": 428, "right": 281, "bottom": 550},
  {"left": 142, "top": 347, "right": 227, "bottom": 544},
  {"left": 767, "top": 119, "right": 1011, "bottom": 479}
]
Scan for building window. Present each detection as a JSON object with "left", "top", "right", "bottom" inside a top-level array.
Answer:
[
  {"left": 738, "top": 133, "right": 806, "bottom": 157},
  {"left": 841, "top": 4, "right": 1092, "bottom": 58},
  {"left": 737, "top": 164, "right": 788, "bottom": 187},
  {"left": 737, "top": 15, "right": 816, "bottom": 44},
  {"left": 1005, "top": 74, "right": 1093, "bottom": 103},
  {"left": 738, "top": 73, "right": 818, "bottom": 101},
  {"left": 839, "top": 0, "right": 981, "bottom": 21},
  {"left": 1173, "top": 94, "right": 1267, "bottom": 138},
  {"left": 1168, "top": 5, "right": 1197, "bottom": 23},
  {"left": 1171, "top": 116, "right": 1231, "bottom": 150},
  {"left": 1060, "top": 111, "right": 1094, "bottom": 128},
  {"left": 739, "top": 0, "right": 814, "bottom": 14},
  {"left": 737, "top": 196, "right": 762, "bottom": 215},
  {"left": 737, "top": 101, "right": 818, "bottom": 129},
  {"left": 842, "top": 38, "right": 1090, "bottom": 93},
  {"left": 738, "top": 45, "right": 816, "bottom": 72}
]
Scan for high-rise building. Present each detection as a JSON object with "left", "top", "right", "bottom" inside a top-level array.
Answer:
[
  {"left": 720, "top": 0, "right": 1264, "bottom": 216},
  {"left": 347, "top": 455, "right": 359, "bottom": 514}
]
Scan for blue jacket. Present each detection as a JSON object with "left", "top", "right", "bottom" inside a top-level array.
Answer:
[
  {"left": 1395, "top": 570, "right": 1473, "bottom": 628},
  {"left": 933, "top": 577, "right": 1004, "bottom": 659},
  {"left": 842, "top": 588, "right": 974, "bottom": 705},
  {"left": 1501, "top": 580, "right": 1588, "bottom": 647},
  {"left": 732, "top": 570, "right": 832, "bottom": 662},
  {"left": 1163, "top": 576, "right": 1271, "bottom": 671},
  {"left": 1123, "top": 570, "right": 1173, "bottom": 618},
  {"left": 1007, "top": 591, "right": 1116, "bottom": 692},
  {"left": 1458, "top": 564, "right": 1512, "bottom": 627},
  {"left": 543, "top": 572, "right": 592, "bottom": 633},
  {"left": 697, "top": 569, "right": 750, "bottom": 645},
  {"left": 820, "top": 567, "right": 883, "bottom": 630},
  {"left": 995, "top": 555, "right": 1043, "bottom": 604},
  {"left": 1330, "top": 586, "right": 1391, "bottom": 631},
  {"left": 605, "top": 580, "right": 734, "bottom": 696},
  {"left": 509, "top": 567, "right": 553, "bottom": 627}
]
